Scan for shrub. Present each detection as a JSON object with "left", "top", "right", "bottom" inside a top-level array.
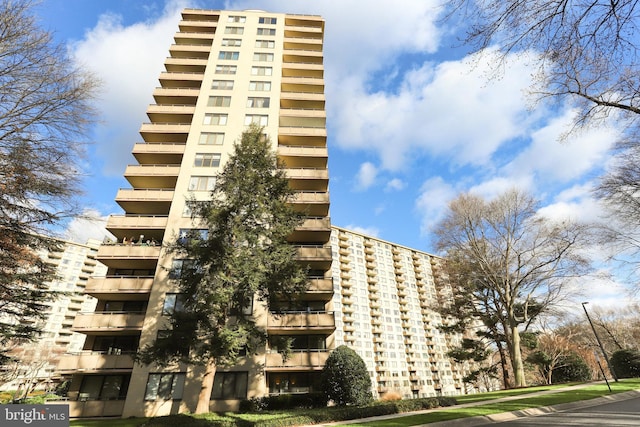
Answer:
[
  {"left": 551, "top": 352, "right": 591, "bottom": 383},
  {"left": 610, "top": 349, "right": 640, "bottom": 379},
  {"left": 320, "top": 345, "right": 372, "bottom": 406},
  {"left": 380, "top": 390, "right": 402, "bottom": 401},
  {"left": 239, "top": 392, "right": 327, "bottom": 412}
]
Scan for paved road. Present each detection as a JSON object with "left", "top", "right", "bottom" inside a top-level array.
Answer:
[{"left": 480, "top": 395, "right": 640, "bottom": 426}]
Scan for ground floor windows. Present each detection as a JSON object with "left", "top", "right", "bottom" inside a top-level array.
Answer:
[
  {"left": 144, "top": 372, "right": 186, "bottom": 401},
  {"left": 267, "top": 372, "right": 320, "bottom": 395},
  {"left": 78, "top": 374, "right": 130, "bottom": 401},
  {"left": 211, "top": 371, "right": 248, "bottom": 399}
]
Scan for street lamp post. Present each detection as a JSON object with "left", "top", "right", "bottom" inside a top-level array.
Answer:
[{"left": 582, "top": 302, "right": 618, "bottom": 382}]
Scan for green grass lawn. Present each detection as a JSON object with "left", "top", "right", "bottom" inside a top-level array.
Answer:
[
  {"left": 68, "top": 379, "right": 640, "bottom": 427},
  {"left": 348, "top": 378, "right": 640, "bottom": 427}
]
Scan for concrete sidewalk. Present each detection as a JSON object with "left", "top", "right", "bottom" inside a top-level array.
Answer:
[{"left": 311, "top": 382, "right": 640, "bottom": 426}]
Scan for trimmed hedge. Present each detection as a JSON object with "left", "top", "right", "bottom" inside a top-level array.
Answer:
[
  {"left": 239, "top": 392, "right": 328, "bottom": 412},
  {"left": 140, "top": 396, "right": 458, "bottom": 427}
]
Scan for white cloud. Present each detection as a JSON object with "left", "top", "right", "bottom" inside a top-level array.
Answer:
[
  {"left": 64, "top": 209, "right": 114, "bottom": 244},
  {"left": 70, "top": 1, "right": 187, "bottom": 175},
  {"left": 344, "top": 225, "right": 381, "bottom": 238},
  {"left": 385, "top": 178, "right": 406, "bottom": 192},
  {"left": 355, "top": 162, "right": 378, "bottom": 190},
  {"left": 415, "top": 176, "right": 456, "bottom": 238}
]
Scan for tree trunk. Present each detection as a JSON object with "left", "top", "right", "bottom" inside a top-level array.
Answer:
[
  {"left": 509, "top": 324, "right": 527, "bottom": 387},
  {"left": 496, "top": 341, "right": 511, "bottom": 389},
  {"left": 195, "top": 362, "right": 216, "bottom": 414}
]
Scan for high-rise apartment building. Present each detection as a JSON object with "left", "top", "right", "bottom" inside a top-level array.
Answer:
[
  {"left": 55, "top": 8, "right": 473, "bottom": 420},
  {"left": 2, "top": 238, "right": 105, "bottom": 393},
  {"left": 57, "top": 9, "right": 332, "bottom": 418},
  {"left": 330, "top": 227, "right": 471, "bottom": 398}
]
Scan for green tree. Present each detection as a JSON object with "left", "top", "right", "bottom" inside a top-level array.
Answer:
[
  {"left": 610, "top": 349, "right": 640, "bottom": 379},
  {"left": 136, "top": 124, "right": 309, "bottom": 413},
  {"left": 433, "top": 189, "right": 591, "bottom": 388},
  {"left": 0, "top": 0, "right": 98, "bottom": 365},
  {"left": 321, "top": 345, "right": 372, "bottom": 406},
  {"left": 551, "top": 353, "right": 592, "bottom": 383}
]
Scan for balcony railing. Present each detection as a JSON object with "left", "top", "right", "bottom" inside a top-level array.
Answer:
[
  {"left": 85, "top": 276, "right": 154, "bottom": 294},
  {"left": 57, "top": 352, "right": 135, "bottom": 373},
  {"left": 265, "top": 350, "right": 329, "bottom": 368},
  {"left": 267, "top": 310, "right": 335, "bottom": 331},
  {"left": 71, "top": 312, "right": 145, "bottom": 331}
]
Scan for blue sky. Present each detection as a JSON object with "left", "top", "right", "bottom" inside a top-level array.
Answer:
[{"left": 35, "top": 0, "right": 631, "bottom": 311}]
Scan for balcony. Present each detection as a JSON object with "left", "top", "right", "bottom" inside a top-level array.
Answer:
[
  {"left": 288, "top": 217, "right": 331, "bottom": 243},
  {"left": 265, "top": 350, "right": 329, "bottom": 370},
  {"left": 178, "top": 19, "right": 218, "bottom": 33},
  {"left": 71, "top": 312, "right": 145, "bottom": 332},
  {"left": 85, "top": 276, "right": 154, "bottom": 299},
  {"left": 96, "top": 244, "right": 161, "bottom": 270},
  {"left": 164, "top": 57, "right": 207, "bottom": 73},
  {"left": 306, "top": 277, "right": 333, "bottom": 297},
  {"left": 132, "top": 142, "right": 185, "bottom": 164},
  {"left": 106, "top": 214, "right": 168, "bottom": 241},
  {"left": 174, "top": 31, "right": 215, "bottom": 46},
  {"left": 169, "top": 44, "right": 211, "bottom": 59},
  {"left": 152, "top": 87, "right": 199, "bottom": 106},
  {"left": 267, "top": 311, "right": 335, "bottom": 332},
  {"left": 139, "top": 123, "right": 190, "bottom": 143},
  {"left": 283, "top": 37, "right": 323, "bottom": 51},
  {"left": 288, "top": 191, "right": 329, "bottom": 217},
  {"left": 293, "top": 245, "right": 332, "bottom": 269},
  {"left": 285, "top": 168, "right": 328, "bottom": 191},
  {"left": 278, "top": 133, "right": 326, "bottom": 148},
  {"left": 280, "top": 91, "right": 325, "bottom": 103},
  {"left": 123, "top": 164, "right": 180, "bottom": 188},
  {"left": 57, "top": 352, "right": 135, "bottom": 373},
  {"left": 158, "top": 71, "right": 204, "bottom": 89},
  {"left": 115, "top": 188, "right": 174, "bottom": 215}
]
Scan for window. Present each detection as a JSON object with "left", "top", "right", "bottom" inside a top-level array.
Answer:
[
  {"left": 211, "top": 372, "right": 248, "bottom": 399},
  {"left": 144, "top": 373, "right": 186, "bottom": 401},
  {"left": 207, "top": 96, "right": 231, "bottom": 107},
  {"left": 249, "top": 81, "right": 271, "bottom": 91},
  {"left": 253, "top": 52, "right": 274, "bottom": 62},
  {"left": 227, "top": 15, "right": 246, "bottom": 23},
  {"left": 215, "top": 65, "right": 237, "bottom": 74},
  {"left": 170, "top": 259, "right": 201, "bottom": 279},
  {"left": 162, "top": 293, "right": 185, "bottom": 315},
  {"left": 256, "top": 28, "right": 276, "bottom": 36},
  {"left": 199, "top": 132, "right": 224, "bottom": 145},
  {"left": 79, "top": 375, "right": 131, "bottom": 401},
  {"left": 177, "top": 228, "right": 209, "bottom": 245},
  {"left": 188, "top": 176, "right": 216, "bottom": 191},
  {"left": 251, "top": 66, "right": 272, "bottom": 76},
  {"left": 259, "top": 17, "right": 277, "bottom": 24},
  {"left": 246, "top": 97, "right": 270, "bottom": 108},
  {"left": 255, "top": 40, "right": 275, "bottom": 49},
  {"left": 203, "top": 113, "right": 228, "bottom": 125},
  {"left": 224, "top": 26, "right": 244, "bottom": 35},
  {"left": 194, "top": 153, "right": 221, "bottom": 167},
  {"left": 244, "top": 115, "right": 268, "bottom": 126},
  {"left": 221, "top": 38, "right": 242, "bottom": 47},
  {"left": 218, "top": 51, "right": 239, "bottom": 60},
  {"left": 211, "top": 80, "right": 234, "bottom": 90}
]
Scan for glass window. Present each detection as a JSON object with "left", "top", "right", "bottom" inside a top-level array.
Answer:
[
  {"left": 188, "top": 176, "right": 216, "bottom": 191},
  {"left": 211, "top": 372, "right": 248, "bottom": 399},
  {"left": 203, "top": 113, "right": 228, "bottom": 125},
  {"left": 227, "top": 15, "right": 246, "bottom": 23},
  {"left": 79, "top": 375, "right": 130, "bottom": 401},
  {"left": 162, "top": 293, "right": 185, "bottom": 315},
  {"left": 259, "top": 17, "right": 277, "bottom": 24},
  {"left": 207, "top": 96, "right": 231, "bottom": 107},
  {"left": 249, "top": 81, "right": 271, "bottom": 91},
  {"left": 199, "top": 132, "right": 224, "bottom": 145},
  {"left": 215, "top": 65, "right": 237, "bottom": 74},
  {"left": 244, "top": 115, "right": 268, "bottom": 126},
  {"left": 251, "top": 66, "right": 272, "bottom": 76},
  {"left": 221, "top": 38, "right": 242, "bottom": 47},
  {"left": 144, "top": 373, "right": 186, "bottom": 401},
  {"left": 256, "top": 28, "right": 276, "bottom": 36},
  {"left": 194, "top": 153, "right": 221, "bottom": 167},
  {"left": 218, "top": 51, "right": 239, "bottom": 60},
  {"left": 246, "top": 97, "right": 270, "bottom": 108},
  {"left": 224, "top": 26, "right": 244, "bottom": 35},
  {"left": 253, "top": 53, "right": 274, "bottom": 62},
  {"left": 211, "top": 80, "right": 234, "bottom": 90},
  {"left": 255, "top": 40, "right": 275, "bottom": 49}
]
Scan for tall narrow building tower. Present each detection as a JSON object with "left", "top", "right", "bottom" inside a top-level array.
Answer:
[{"left": 59, "top": 9, "right": 332, "bottom": 418}]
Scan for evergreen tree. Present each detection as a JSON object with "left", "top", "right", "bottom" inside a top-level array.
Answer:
[
  {"left": 137, "top": 124, "right": 309, "bottom": 412},
  {"left": 321, "top": 345, "right": 372, "bottom": 406}
]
